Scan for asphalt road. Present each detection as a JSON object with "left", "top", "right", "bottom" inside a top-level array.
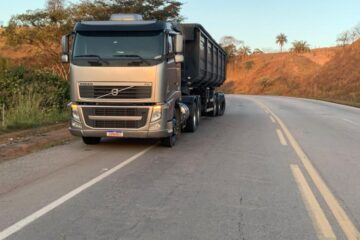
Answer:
[{"left": 0, "top": 95, "right": 359, "bottom": 240}]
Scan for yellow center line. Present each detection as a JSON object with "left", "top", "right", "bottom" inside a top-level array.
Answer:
[
  {"left": 253, "top": 98, "right": 360, "bottom": 240},
  {"left": 290, "top": 164, "right": 336, "bottom": 240},
  {"left": 276, "top": 129, "right": 288, "bottom": 146},
  {"left": 270, "top": 115, "right": 276, "bottom": 123}
]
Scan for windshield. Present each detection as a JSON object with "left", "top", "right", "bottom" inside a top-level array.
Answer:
[{"left": 72, "top": 31, "right": 164, "bottom": 66}]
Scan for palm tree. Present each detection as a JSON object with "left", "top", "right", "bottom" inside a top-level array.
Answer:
[
  {"left": 276, "top": 33, "right": 288, "bottom": 52},
  {"left": 238, "top": 46, "right": 252, "bottom": 57},
  {"left": 290, "top": 40, "right": 311, "bottom": 53}
]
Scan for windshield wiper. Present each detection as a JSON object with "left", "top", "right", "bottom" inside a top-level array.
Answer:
[
  {"left": 74, "top": 54, "right": 109, "bottom": 65},
  {"left": 112, "top": 54, "right": 151, "bottom": 66}
]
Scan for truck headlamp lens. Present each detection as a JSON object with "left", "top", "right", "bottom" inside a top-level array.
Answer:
[
  {"left": 71, "top": 104, "right": 81, "bottom": 122},
  {"left": 71, "top": 119, "right": 82, "bottom": 129},
  {"left": 151, "top": 105, "right": 162, "bottom": 122}
]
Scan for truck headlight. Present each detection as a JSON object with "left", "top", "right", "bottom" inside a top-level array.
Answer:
[
  {"left": 71, "top": 119, "right": 82, "bottom": 129},
  {"left": 70, "top": 104, "right": 81, "bottom": 122},
  {"left": 151, "top": 105, "right": 162, "bottom": 122}
]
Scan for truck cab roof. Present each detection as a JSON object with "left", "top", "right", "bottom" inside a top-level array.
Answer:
[{"left": 74, "top": 20, "right": 180, "bottom": 32}]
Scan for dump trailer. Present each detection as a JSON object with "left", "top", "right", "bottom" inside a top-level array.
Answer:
[{"left": 61, "top": 14, "right": 227, "bottom": 147}]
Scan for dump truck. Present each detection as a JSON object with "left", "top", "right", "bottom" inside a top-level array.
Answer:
[{"left": 61, "top": 13, "right": 227, "bottom": 147}]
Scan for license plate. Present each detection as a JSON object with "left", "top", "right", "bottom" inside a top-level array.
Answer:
[{"left": 106, "top": 131, "right": 124, "bottom": 137}]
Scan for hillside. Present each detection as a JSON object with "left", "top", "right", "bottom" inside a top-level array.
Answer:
[{"left": 223, "top": 42, "right": 360, "bottom": 105}]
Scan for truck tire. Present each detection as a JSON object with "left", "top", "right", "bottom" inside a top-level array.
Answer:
[
  {"left": 215, "top": 93, "right": 221, "bottom": 116},
  {"left": 196, "top": 98, "right": 201, "bottom": 125},
  {"left": 218, "top": 97, "right": 226, "bottom": 116},
  {"left": 207, "top": 96, "right": 217, "bottom": 117},
  {"left": 184, "top": 101, "right": 197, "bottom": 132},
  {"left": 161, "top": 108, "right": 180, "bottom": 147},
  {"left": 82, "top": 137, "right": 101, "bottom": 145}
]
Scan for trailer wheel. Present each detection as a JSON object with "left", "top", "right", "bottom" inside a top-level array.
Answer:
[
  {"left": 196, "top": 99, "right": 201, "bottom": 125},
  {"left": 184, "top": 101, "right": 198, "bottom": 132},
  {"left": 215, "top": 94, "right": 221, "bottom": 116},
  {"left": 161, "top": 108, "right": 180, "bottom": 147},
  {"left": 82, "top": 137, "right": 101, "bottom": 145},
  {"left": 207, "top": 96, "right": 217, "bottom": 117}
]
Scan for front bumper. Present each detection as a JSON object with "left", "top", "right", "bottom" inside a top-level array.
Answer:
[
  {"left": 69, "top": 128, "right": 171, "bottom": 138},
  {"left": 69, "top": 104, "right": 172, "bottom": 139}
]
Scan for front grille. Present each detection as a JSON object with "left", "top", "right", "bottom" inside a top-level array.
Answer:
[
  {"left": 79, "top": 85, "right": 152, "bottom": 99},
  {"left": 82, "top": 107, "right": 149, "bottom": 129}
]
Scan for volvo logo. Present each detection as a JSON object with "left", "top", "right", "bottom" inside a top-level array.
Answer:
[
  {"left": 111, "top": 88, "right": 119, "bottom": 96},
  {"left": 96, "top": 86, "right": 135, "bottom": 99}
]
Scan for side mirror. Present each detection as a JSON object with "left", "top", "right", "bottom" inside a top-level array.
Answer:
[
  {"left": 61, "top": 35, "right": 69, "bottom": 54},
  {"left": 61, "top": 54, "right": 69, "bottom": 63},
  {"left": 175, "top": 34, "right": 183, "bottom": 53},
  {"left": 175, "top": 54, "right": 184, "bottom": 63}
]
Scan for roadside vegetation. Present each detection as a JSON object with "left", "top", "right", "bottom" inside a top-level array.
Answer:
[
  {"left": 0, "top": 59, "right": 69, "bottom": 131},
  {"left": 220, "top": 24, "right": 360, "bottom": 107}
]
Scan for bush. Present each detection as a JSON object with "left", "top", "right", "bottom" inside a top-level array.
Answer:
[
  {"left": 0, "top": 64, "right": 70, "bottom": 130},
  {"left": 5, "top": 91, "right": 68, "bottom": 129},
  {"left": 0, "top": 65, "right": 69, "bottom": 109},
  {"left": 244, "top": 61, "right": 255, "bottom": 70}
]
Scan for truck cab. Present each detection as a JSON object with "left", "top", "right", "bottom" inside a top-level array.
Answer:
[{"left": 62, "top": 14, "right": 226, "bottom": 147}]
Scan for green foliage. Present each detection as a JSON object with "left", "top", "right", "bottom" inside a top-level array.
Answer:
[
  {"left": 4, "top": 91, "right": 68, "bottom": 130},
  {"left": 290, "top": 40, "right": 311, "bottom": 53},
  {"left": 244, "top": 61, "right": 255, "bottom": 70},
  {"left": 0, "top": 65, "right": 69, "bottom": 110}
]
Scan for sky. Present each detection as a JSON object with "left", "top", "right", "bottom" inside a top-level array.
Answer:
[{"left": 0, "top": 0, "right": 359, "bottom": 50}]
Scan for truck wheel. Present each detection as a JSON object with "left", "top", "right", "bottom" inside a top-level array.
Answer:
[
  {"left": 184, "top": 102, "right": 197, "bottom": 132},
  {"left": 196, "top": 100, "right": 201, "bottom": 125},
  {"left": 207, "top": 96, "right": 217, "bottom": 117},
  {"left": 82, "top": 137, "right": 101, "bottom": 145},
  {"left": 161, "top": 108, "right": 180, "bottom": 147},
  {"left": 218, "top": 98, "right": 226, "bottom": 116},
  {"left": 215, "top": 94, "right": 220, "bottom": 116}
]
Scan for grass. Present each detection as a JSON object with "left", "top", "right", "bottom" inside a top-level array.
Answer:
[{"left": 1, "top": 91, "right": 68, "bottom": 132}]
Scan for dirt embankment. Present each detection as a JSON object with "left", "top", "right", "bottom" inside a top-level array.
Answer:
[
  {"left": 0, "top": 124, "right": 74, "bottom": 162},
  {"left": 223, "top": 41, "right": 360, "bottom": 104}
]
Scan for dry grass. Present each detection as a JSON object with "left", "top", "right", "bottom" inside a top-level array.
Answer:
[{"left": 223, "top": 41, "right": 360, "bottom": 105}]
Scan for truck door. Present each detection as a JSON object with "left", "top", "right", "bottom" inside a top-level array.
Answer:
[{"left": 165, "top": 34, "right": 181, "bottom": 100}]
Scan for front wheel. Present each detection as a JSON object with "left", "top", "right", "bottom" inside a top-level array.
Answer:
[
  {"left": 82, "top": 137, "right": 101, "bottom": 145},
  {"left": 183, "top": 102, "right": 198, "bottom": 132},
  {"left": 161, "top": 108, "right": 180, "bottom": 147}
]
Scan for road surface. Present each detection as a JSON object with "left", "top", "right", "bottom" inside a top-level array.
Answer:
[{"left": 0, "top": 95, "right": 359, "bottom": 240}]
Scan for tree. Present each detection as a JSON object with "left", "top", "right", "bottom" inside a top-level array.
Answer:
[
  {"left": 238, "top": 45, "right": 252, "bottom": 57},
  {"left": 276, "top": 33, "right": 287, "bottom": 52},
  {"left": 46, "top": 0, "right": 65, "bottom": 11},
  {"left": 219, "top": 36, "right": 243, "bottom": 58},
  {"left": 253, "top": 48, "right": 264, "bottom": 54},
  {"left": 290, "top": 40, "right": 310, "bottom": 53},
  {"left": 336, "top": 31, "right": 351, "bottom": 46}
]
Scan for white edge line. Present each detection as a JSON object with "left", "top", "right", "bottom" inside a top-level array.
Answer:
[
  {"left": 342, "top": 118, "right": 358, "bottom": 126},
  {"left": 0, "top": 145, "right": 156, "bottom": 240}
]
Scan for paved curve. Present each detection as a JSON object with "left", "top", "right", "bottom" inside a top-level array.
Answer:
[{"left": 0, "top": 95, "right": 359, "bottom": 240}]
